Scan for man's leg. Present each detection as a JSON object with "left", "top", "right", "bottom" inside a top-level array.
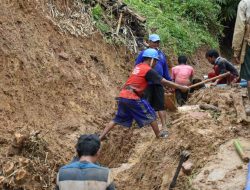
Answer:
[
  {"left": 152, "top": 85, "right": 167, "bottom": 128},
  {"left": 99, "top": 121, "right": 117, "bottom": 141},
  {"left": 150, "top": 120, "right": 160, "bottom": 138},
  {"left": 175, "top": 89, "right": 184, "bottom": 106},
  {"left": 158, "top": 110, "right": 166, "bottom": 128}
]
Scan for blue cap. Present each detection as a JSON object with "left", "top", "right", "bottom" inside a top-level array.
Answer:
[
  {"left": 142, "top": 48, "right": 159, "bottom": 60},
  {"left": 149, "top": 34, "right": 160, "bottom": 42}
]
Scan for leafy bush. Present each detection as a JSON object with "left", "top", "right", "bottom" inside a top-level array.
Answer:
[
  {"left": 124, "top": 0, "right": 222, "bottom": 55},
  {"left": 91, "top": 4, "right": 110, "bottom": 33},
  {"left": 216, "top": 0, "right": 240, "bottom": 21}
]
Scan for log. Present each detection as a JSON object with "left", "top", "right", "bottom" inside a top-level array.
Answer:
[
  {"left": 116, "top": 12, "right": 123, "bottom": 35},
  {"left": 189, "top": 72, "right": 230, "bottom": 89},
  {"left": 233, "top": 140, "right": 249, "bottom": 162},
  {"left": 124, "top": 7, "right": 146, "bottom": 23},
  {"left": 97, "top": 0, "right": 146, "bottom": 23},
  {"left": 199, "top": 104, "right": 220, "bottom": 112},
  {"left": 231, "top": 94, "right": 248, "bottom": 123}
]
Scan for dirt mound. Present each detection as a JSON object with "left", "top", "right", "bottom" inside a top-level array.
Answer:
[
  {"left": 0, "top": 0, "right": 132, "bottom": 189},
  {"left": 0, "top": 132, "right": 61, "bottom": 190}
]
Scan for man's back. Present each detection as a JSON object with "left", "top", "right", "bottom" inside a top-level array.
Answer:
[
  {"left": 57, "top": 161, "right": 115, "bottom": 190},
  {"left": 172, "top": 65, "right": 194, "bottom": 86}
]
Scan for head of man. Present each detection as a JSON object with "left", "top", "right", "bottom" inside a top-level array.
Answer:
[
  {"left": 76, "top": 134, "right": 101, "bottom": 162},
  {"left": 178, "top": 55, "right": 187, "bottom": 65},
  {"left": 148, "top": 34, "right": 160, "bottom": 49},
  {"left": 142, "top": 48, "right": 159, "bottom": 67},
  {"left": 206, "top": 49, "right": 219, "bottom": 65}
]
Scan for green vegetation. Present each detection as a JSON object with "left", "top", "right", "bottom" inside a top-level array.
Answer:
[
  {"left": 91, "top": 0, "right": 239, "bottom": 56},
  {"left": 124, "top": 0, "right": 222, "bottom": 55},
  {"left": 216, "top": 0, "right": 240, "bottom": 21},
  {"left": 91, "top": 4, "right": 110, "bottom": 33}
]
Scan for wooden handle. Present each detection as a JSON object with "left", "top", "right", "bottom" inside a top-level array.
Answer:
[{"left": 189, "top": 72, "right": 230, "bottom": 89}]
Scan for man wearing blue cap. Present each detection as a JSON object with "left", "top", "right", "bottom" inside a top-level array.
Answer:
[
  {"left": 99, "top": 49, "right": 188, "bottom": 141},
  {"left": 135, "top": 34, "right": 171, "bottom": 129}
]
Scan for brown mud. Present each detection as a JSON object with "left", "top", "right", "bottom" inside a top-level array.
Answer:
[{"left": 1, "top": 1, "right": 250, "bottom": 190}]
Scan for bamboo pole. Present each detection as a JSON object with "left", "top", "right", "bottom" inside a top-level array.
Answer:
[
  {"left": 189, "top": 72, "right": 230, "bottom": 89},
  {"left": 234, "top": 140, "right": 249, "bottom": 162}
]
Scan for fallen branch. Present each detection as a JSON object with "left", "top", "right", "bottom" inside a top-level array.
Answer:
[{"left": 231, "top": 94, "right": 249, "bottom": 123}]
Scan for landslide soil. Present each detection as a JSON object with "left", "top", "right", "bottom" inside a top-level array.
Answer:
[
  {"left": 0, "top": 1, "right": 132, "bottom": 189},
  {"left": 1, "top": 1, "right": 250, "bottom": 190}
]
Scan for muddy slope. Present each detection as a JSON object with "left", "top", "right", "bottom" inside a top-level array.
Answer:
[{"left": 0, "top": 1, "right": 131, "bottom": 189}]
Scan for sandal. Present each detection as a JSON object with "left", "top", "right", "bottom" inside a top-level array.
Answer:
[{"left": 159, "top": 130, "right": 168, "bottom": 138}]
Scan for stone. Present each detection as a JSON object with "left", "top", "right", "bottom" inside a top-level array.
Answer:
[
  {"left": 207, "top": 168, "right": 226, "bottom": 181},
  {"left": 182, "top": 161, "right": 193, "bottom": 175},
  {"left": 58, "top": 52, "right": 69, "bottom": 60}
]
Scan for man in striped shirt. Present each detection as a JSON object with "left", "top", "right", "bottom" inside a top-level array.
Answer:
[{"left": 56, "top": 134, "right": 115, "bottom": 190}]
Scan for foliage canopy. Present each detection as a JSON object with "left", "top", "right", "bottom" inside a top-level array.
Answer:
[{"left": 124, "top": 0, "right": 223, "bottom": 55}]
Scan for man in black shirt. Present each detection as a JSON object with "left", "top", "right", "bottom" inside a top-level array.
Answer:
[{"left": 206, "top": 49, "right": 240, "bottom": 85}]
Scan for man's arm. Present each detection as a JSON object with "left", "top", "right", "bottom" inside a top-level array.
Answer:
[
  {"left": 232, "top": 1, "right": 247, "bottom": 59},
  {"left": 135, "top": 51, "right": 144, "bottom": 65},
  {"left": 160, "top": 52, "right": 172, "bottom": 81},
  {"left": 145, "top": 69, "right": 188, "bottom": 92}
]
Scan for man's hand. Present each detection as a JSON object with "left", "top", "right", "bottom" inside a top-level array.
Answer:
[
  {"left": 165, "top": 87, "right": 175, "bottom": 93},
  {"left": 210, "top": 82, "right": 217, "bottom": 86},
  {"left": 232, "top": 76, "right": 239, "bottom": 83},
  {"left": 233, "top": 56, "right": 240, "bottom": 65},
  {"left": 180, "top": 85, "right": 189, "bottom": 93}
]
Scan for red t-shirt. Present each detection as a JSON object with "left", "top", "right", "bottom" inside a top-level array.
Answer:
[{"left": 119, "top": 63, "right": 162, "bottom": 100}]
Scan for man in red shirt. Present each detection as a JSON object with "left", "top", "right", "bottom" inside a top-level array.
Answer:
[
  {"left": 172, "top": 56, "right": 194, "bottom": 106},
  {"left": 99, "top": 49, "right": 188, "bottom": 140}
]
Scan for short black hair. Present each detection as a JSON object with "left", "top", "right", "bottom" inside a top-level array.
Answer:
[
  {"left": 178, "top": 55, "right": 187, "bottom": 64},
  {"left": 206, "top": 49, "right": 219, "bottom": 58},
  {"left": 76, "top": 134, "right": 100, "bottom": 157}
]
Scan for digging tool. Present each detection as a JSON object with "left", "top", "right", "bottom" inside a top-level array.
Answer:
[
  {"left": 188, "top": 72, "right": 230, "bottom": 89},
  {"left": 169, "top": 150, "right": 190, "bottom": 190}
]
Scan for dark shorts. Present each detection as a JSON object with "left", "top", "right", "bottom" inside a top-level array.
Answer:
[
  {"left": 113, "top": 98, "right": 156, "bottom": 128},
  {"left": 143, "top": 84, "right": 165, "bottom": 111},
  {"left": 240, "top": 45, "right": 250, "bottom": 81}
]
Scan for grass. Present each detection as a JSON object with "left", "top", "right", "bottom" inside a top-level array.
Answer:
[{"left": 91, "top": 0, "right": 223, "bottom": 56}]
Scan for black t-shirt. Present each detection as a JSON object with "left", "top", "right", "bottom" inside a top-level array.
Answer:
[
  {"left": 145, "top": 69, "right": 163, "bottom": 85},
  {"left": 216, "top": 57, "right": 239, "bottom": 76}
]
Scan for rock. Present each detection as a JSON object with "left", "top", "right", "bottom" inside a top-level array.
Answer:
[
  {"left": 246, "top": 108, "right": 250, "bottom": 116},
  {"left": 2, "top": 161, "right": 15, "bottom": 175},
  {"left": 58, "top": 52, "right": 69, "bottom": 60},
  {"left": 207, "top": 168, "right": 226, "bottom": 181},
  {"left": 0, "top": 176, "right": 5, "bottom": 185},
  {"left": 182, "top": 161, "right": 193, "bottom": 175},
  {"left": 13, "top": 133, "right": 27, "bottom": 148},
  {"left": 199, "top": 104, "right": 220, "bottom": 112},
  {"left": 15, "top": 169, "right": 28, "bottom": 184}
]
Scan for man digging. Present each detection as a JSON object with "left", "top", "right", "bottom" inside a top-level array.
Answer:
[{"left": 99, "top": 48, "right": 188, "bottom": 141}]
